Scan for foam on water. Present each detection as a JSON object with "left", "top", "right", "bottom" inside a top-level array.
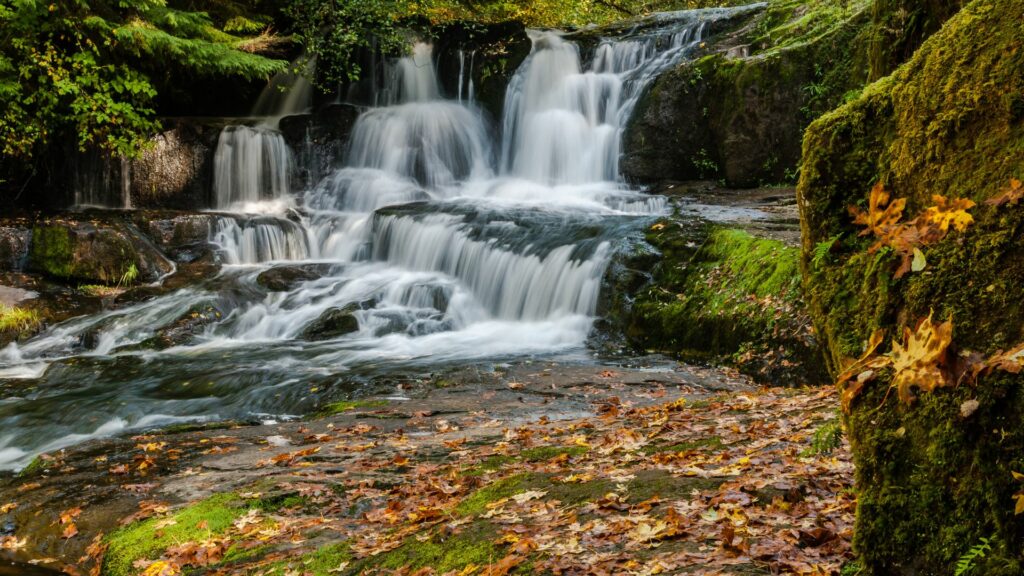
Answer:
[{"left": 0, "top": 9, "right": 746, "bottom": 470}]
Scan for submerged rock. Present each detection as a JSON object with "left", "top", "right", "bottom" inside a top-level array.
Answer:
[
  {"left": 798, "top": 0, "right": 1023, "bottom": 572},
  {"left": 256, "top": 264, "right": 331, "bottom": 292},
  {"left": 300, "top": 304, "right": 361, "bottom": 341}
]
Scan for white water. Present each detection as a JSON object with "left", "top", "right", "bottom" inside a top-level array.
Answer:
[
  {"left": 0, "top": 9, "right": 743, "bottom": 471},
  {"left": 211, "top": 58, "right": 314, "bottom": 209}
]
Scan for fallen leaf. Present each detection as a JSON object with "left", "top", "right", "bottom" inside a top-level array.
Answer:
[{"left": 890, "top": 313, "right": 954, "bottom": 404}]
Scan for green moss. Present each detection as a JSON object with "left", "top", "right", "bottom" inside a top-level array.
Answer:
[
  {"left": 16, "top": 455, "right": 46, "bottom": 477},
  {"left": 301, "top": 543, "right": 353, "bottom": 574},
  {"left": 464, "top": 454, "right": 516, "bottom": 477},
  {"left": 103, "top": 493, "right": 248, "bottom": 576},
  {"left": 642, "top": 436, "right": 724, "bottom": 454},
  {"left": 798, "top": 1, "right": 1024, "bottom": 571},
  {"left": 317, "top": 399, "right": 388, "bottom": 416},
  {"left": 29, "top": 225, "right": 74, "bottom": 278},
  {"left": 455, "top": 473, "right": 615, "bottom": 516},
  {"left": 365, "top": 522, "right": 500, "bottom": 574},
  {"left": 627, "top": 469, "right": 726, "bottom": 501},
  {"left": 629, "top": 226, "right": 825, "bottom": 384}
]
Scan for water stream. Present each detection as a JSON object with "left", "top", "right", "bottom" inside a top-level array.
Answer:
[{"left": 0, "top": 9, "right": 735, "bottom": 470}]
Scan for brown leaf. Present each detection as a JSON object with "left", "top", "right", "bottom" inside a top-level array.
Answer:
[{"left": 985, "top": 178, "right": 1024, "bottom": 207}]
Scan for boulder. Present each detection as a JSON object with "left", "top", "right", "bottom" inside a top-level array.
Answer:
[
  {"left": 256, "top": 264, "right": 331, "bottom": 292},
  {"left": 139, "top": 213, "right": 218, "bottom": 263},
  {"left": 798, "top": 1, "right": 1024, "bottom": 572},
  {"left": 28, "top": 218, "right": 175, "bottom": 285},
  {"left": 623, "top": 2, "right": 872, "bottom": 187},
  {"left": 126, "top": 303, "right": 221, "bottom": 350},
  {"left": 0, "top": 225, "right": 30, "bottom": 271},
  {"left": 623, "top": 0, "right": 963, "bottom": 188},
  {"left": 300, "top": 304, "right": 361, "bottom": 341}
]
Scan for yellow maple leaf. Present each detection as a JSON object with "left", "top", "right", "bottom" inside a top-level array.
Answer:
[
  {"left": 922, "top": 194, "right": 976, "bottom": 233},
  {"left": 849, "top": 183, "right": 906, "bottom": 238},
  {"left": 890, "top": 314, "right": 954, "bottom": 404}
]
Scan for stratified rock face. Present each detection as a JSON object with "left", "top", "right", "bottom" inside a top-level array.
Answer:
[
  {"left": 28, "top": 218, "right": 175, "bottom": 285},
  {"left": 798, "top": 0, "right": 1024, "bottom": 572},
  {"left": 128, "top": 119, "right": 223, "bottom": 209}
]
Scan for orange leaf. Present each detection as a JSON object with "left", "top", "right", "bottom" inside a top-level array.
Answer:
[{"left": 849, "top": 183, "right": 906, "bottom": 238}]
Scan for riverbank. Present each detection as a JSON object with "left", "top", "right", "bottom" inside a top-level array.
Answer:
[{"left": 0, "top": 360, "right": 852, "bottom": 575}]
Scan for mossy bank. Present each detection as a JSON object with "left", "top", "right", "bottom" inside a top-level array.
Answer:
[
  {"left": 628, "top": 220, "right": 826, "bottom": 386},
  {"left": 798, "top": 0, "right": 1024, "bottom": 572}
]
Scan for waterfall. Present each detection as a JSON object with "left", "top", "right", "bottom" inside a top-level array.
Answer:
[
  {"left": 0, "top": 8, "right": 747, "bottom": 472},
  {"left": 501, "top": 23, "right": 707, "bottom": 184},
  {"left": 212, "top": 127, "right": 293, "bottom": 209},
  {"left": 211, "top": 58, "right": 315, "bottom": 210},
  {"left": 252, "top": 58, "right": 315, "bottom": 127},
  {"left": 380, "top": 42, "right": 441, "bottom": 106}
]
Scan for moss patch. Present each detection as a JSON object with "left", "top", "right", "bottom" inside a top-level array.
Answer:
[
  {"left": 359, "top": 522, "right": 500, "bottom": 574},
  {"left": 316, "top": 399, "right": 389, "bottom": 417},
  {"left": 520, "top": 445, "right": 587, "bottom": 461},
  {"left": 629, "top": 225, "right": 825, "bottom": 385},
  {"left": 103, "top": 493, "right": 248, "bottom": 576}
]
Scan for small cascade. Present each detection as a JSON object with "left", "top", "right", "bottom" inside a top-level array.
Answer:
[
  {"left": 501, "top": 21, "right": 707, "bottom": 184},
  {"left": 212, "top": 126, "right": 293, "bottom": 209},
  {"left": 71, "top": 149, "right": 132, "bottom": 209},
  {"left": 212, "top": 216, "right": 315, "bottom": 264},
  {"left": 344, "top": 103, "right": 492, "bottom": 190},
  {"left": 380, "top": 42, "right": 441, "bottom": 106},
  {"left": 211, "top": 58, "right": 314, "bottom": 210},
  {"left": 252, "top": 58, "right": 315, "bottom": 127},
  {"left": 371, "top": 213, "right": 610, "bottom": 321},
  {"left": 457, "top": 50, "right": 476, "bottom": 103}
]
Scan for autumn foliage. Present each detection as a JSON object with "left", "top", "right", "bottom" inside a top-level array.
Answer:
[{"left": 849, "top": 183, "right": 975, "bottom": 278}]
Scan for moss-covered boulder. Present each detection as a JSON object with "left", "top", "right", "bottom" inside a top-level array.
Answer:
[
  {"left": 623, "top": 0, "right": 874, "bottom": 187},
  {"left": 623, "top": 0, "right": 965, "bottom": 188},
  {"left": 629, "top": 223, "right": 826, "bottom": 385},
  {"left": 28, "top": 218, "right": 175, "bottom": 285},
  {"left": 798, "top": 0, "right": 1024, "bottom": 572}
]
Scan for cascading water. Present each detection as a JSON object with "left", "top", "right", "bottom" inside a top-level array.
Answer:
[
  {"left": 211, "top": 58, "right": 313, "bottom": 210},
  {"left": 0, "top": 8, "right": 748, "bottom": 471}
]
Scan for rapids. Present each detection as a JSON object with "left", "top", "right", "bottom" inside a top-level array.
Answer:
[{"left": 0, "top": 9, "right": 740, "bottom": 470}]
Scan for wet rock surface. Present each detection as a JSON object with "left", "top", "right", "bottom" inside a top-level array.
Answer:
[
  {"left": 300, "top": 303, "right": 361, "bottom": 341},
  {"left": 256, "top": 264, "right": 332, "bottom": 292},
  {"left": 0, "top": 359, "right": 752, "bottom": 571}
]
